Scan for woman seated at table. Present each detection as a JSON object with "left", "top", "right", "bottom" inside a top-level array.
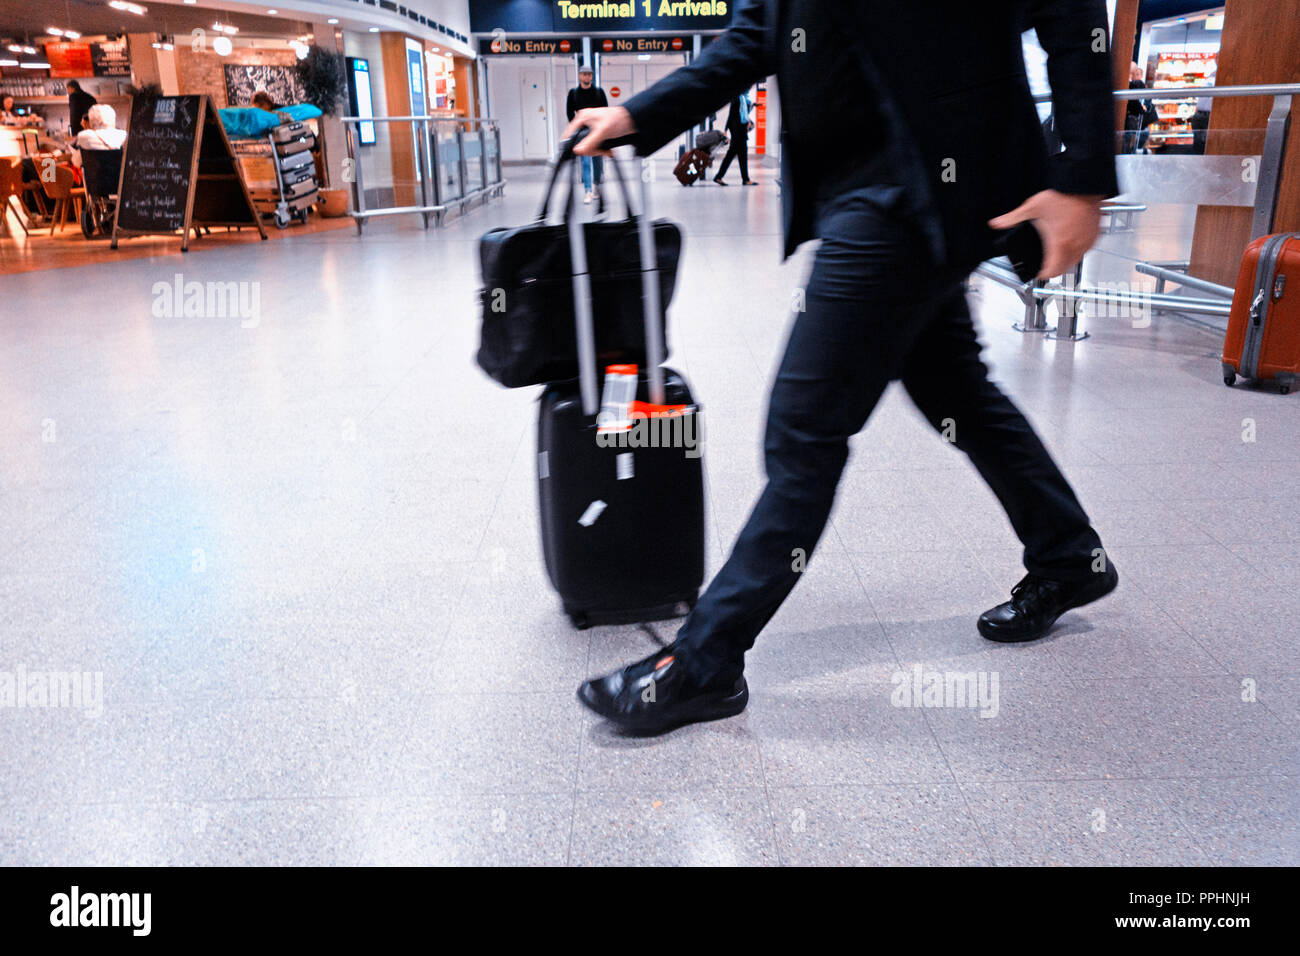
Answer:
[
  {"left": 72, "top": 104, "right": 126, "bottom": 163},
  {"left": 1, "top": 95, "right": 44, "bottom": 128}
]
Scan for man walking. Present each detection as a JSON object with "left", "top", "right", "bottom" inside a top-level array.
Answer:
[
  {"left": 567, "top": 0, "right": 1120, "bottom": 734},
  {"left": 565, "top": 65, "right": 608, "bottom": 204},
  {"left": 713, "top": 90, "right": 757, "bottom": 186}
]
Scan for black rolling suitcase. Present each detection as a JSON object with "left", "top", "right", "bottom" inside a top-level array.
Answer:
[{"left": 536, "top": 144, "right": 705, "bottom": 629}]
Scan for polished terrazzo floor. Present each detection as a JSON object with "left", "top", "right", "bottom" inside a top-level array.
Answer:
[{"left": 1, "top": 162, "right": 1297, "bottom": 865}]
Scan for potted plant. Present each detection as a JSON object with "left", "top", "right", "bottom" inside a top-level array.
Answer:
[{"left": 294, "top": 44, "right": 348, "bottom": 210}]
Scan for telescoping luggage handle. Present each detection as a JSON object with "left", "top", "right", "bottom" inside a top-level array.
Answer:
[{"left": 552, "top": 131, "right": 667, "bottom": 416}]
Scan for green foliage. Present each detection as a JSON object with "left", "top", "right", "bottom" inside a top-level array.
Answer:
[{"left": 295, "top": 45, "right": 347, "bottom": 117}]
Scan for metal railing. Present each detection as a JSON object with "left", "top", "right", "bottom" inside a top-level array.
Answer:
[
  {"left": 338, "top": 115, "right": 506, "bottom": 235},
  {"left": 978, "top": 83, "right": 1299, "bottom": 337}
]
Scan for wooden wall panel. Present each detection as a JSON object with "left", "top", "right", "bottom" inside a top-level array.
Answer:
[
  {"left": 380, "top": 32, "right": 418, "bottom": 207},
  {"left": 1111, "top": 0, "right": 1141, "bottom": 142},
  {"left": 1188, "top": 0, "right": 1300, "bottom": 285}
]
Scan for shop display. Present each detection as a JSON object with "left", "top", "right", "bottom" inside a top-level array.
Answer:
[{"left": 1148, "top": 51, "right": 1216, "bottom": 148}]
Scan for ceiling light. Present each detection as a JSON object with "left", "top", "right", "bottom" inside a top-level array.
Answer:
[
  {"left": 65, "top": 30, "right": 81, "bottom": 39},
  {"left": 213, "top": 35, "right": 232, "bottom": 55},
  {"left": 22, "top": 45, "right": 36, "bottom": 54},
  {"left": 267, "top": 9, "right": 278, "bottom": 14},
  {"left": 327, "top": 18, "right": 338, "bottom": 24},
  {"left": 6, "top": 43, "right": 23, "bottom": 52},
  {"left": 369, "top": 27, "right": 379, "bottom": 33},
  {"left": 47, "top": 27, "right": 64, "bottom": 36},
  {"left": 108, "top": 1, "right": 148, "bottom": 14}
]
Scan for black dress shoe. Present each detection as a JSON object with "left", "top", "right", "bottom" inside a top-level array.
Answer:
[
  {"left": 978, "top": 564, "right": 1119, "bottom": 643},
  {"left": 577, "top": 646, "right": 748, "bottom": 735},
  {"left": 713, "top": 176, "right": 728, "bottom": 185}
]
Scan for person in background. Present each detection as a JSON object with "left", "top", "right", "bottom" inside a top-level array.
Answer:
[
  {"left": 2, "top": 94, "right": 43, "bottom": 129},
  {"left": 565, "top": 66, "right": 608, "bottom": 204},
  {"left": 251, "top": 91, "right": 278, "bottom": 112},
  {"left": 72, "top": 104, "right": 127, "bottom": 166},
  {"left": 713, "top": 90, "right": 757, "bottom": 186},
  {"left": 1123, "top": 62, "right": 1157, "bottom": 154},
  {"left": 66, "top": 81, "right": 97, "bottom": 140}
]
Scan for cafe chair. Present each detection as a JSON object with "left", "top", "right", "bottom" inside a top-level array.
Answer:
[
  {"left": 41, "top": 163, "right": 85, "bottom": 236},
  {"left": 0, "top": 157, "right": 30, "bottom": 236}
]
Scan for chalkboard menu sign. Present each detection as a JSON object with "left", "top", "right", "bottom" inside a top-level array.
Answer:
[
  {"left": 91, "top": 40, "right": 131, "bottom": 77},
  {"left": 112, "top": 94, "right": 265, "bottom": 251}
]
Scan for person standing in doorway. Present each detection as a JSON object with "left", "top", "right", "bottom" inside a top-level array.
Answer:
[
  {"left": 565, "top": 66, "right": 608, "bottom": 204},
  {"left": 66, "top": 81, "right": 97, "bottom": 141},
  {"left": 714, "top": 90, "right": 756, "bottom": 185}
]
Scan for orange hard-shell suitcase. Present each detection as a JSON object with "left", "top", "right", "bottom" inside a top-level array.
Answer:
[{"left": 1223, "top": 232, "right": 1300, "bottom": 393}]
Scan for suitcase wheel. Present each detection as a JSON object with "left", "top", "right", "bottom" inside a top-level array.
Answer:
[
  {"left": 1282, "top": 385, "right": 1292, "bottom": 395},
  {"left": 1223, "top": 372, "right": 1236, "bottom": 387},
  {"left": 570, "top": 612, "right": 590, "bottom": 630}
]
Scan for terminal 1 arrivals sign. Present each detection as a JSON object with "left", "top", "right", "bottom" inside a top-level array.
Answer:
[
  {"left": 470, "top": 0, "right": 732, "bottom": 34},
  {"left": 554, "top": 1, "right": 730, "bottom": 31}
]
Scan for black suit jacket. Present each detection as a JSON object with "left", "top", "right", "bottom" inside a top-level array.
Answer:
[
  {"left": 623, "top": 0, "right": 1118, "bottom": 270},
  {"left": 69, "top": 89, "right": 97, "bottom": 136}
]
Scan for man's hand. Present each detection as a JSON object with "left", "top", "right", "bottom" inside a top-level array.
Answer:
[
  {"left": 564, "top": 107, "right": 636, "bottom": 155},
  {"left": 989, "top": 190, "right": 1104, "bottom": 279}
]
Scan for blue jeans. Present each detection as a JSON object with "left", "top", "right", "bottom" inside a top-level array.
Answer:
[
  {"left": 675, "top": 186, "right": 1103, "bottom": 684},
  {"left": 581, "top": 155, "right": 603, "bottom": 190}
]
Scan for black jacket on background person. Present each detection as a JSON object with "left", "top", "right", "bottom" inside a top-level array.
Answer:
[
  {"left": 621, "top": 0, "right": 1119, "bottom": 270},
  {"left": 724, "top": 94, "right": 748, "bottom": 132},
  {"left": 68, "top": 88, "right": 97, "bottom": 137},
  {"left": 566, "top": 84, "right": 608, "bottom": 123}
]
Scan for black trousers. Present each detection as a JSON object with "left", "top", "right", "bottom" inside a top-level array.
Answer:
[
  {"left": 675, "top": 186, "right": 1103, "bottom": 683},
  {"left": 715, "top": 129, "right": 749, "bottom": 181}
]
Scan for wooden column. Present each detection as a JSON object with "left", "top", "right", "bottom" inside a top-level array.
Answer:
[
  {"left": 1188, "top": 0, "right": 1300, "bottom": 285},
  {"left": 1111, "top": 0, "right": 1141, "bottom": 146},
  {"left": 379, "top": 32, "right": 418, "bottom": 206}
]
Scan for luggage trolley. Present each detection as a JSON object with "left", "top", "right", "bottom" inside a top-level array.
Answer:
[{"left": 233, "top": 119, "right": 320, "bottom": 229}]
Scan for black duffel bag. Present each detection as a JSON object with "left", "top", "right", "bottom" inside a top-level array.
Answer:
[{"left": 476, "top": 137, "right": 682, "bottom": 389}]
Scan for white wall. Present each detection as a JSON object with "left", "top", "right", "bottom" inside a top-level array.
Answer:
[
  {"left": 218, "top": 0, "right": 475, "bottom": 56},
  {"left": 341, "top": 29, "right": 394, "bottom": 189},
  {"left": 484, "top": 56, "right": 561, "bottom": 161},
  {"left": 487, "top": 53, "right": 698, "bottom": 163}
]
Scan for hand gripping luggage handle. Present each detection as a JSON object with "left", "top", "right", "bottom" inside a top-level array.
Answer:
[{"left": 538, "top": 128, "right": 637, "bottom": 223}]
